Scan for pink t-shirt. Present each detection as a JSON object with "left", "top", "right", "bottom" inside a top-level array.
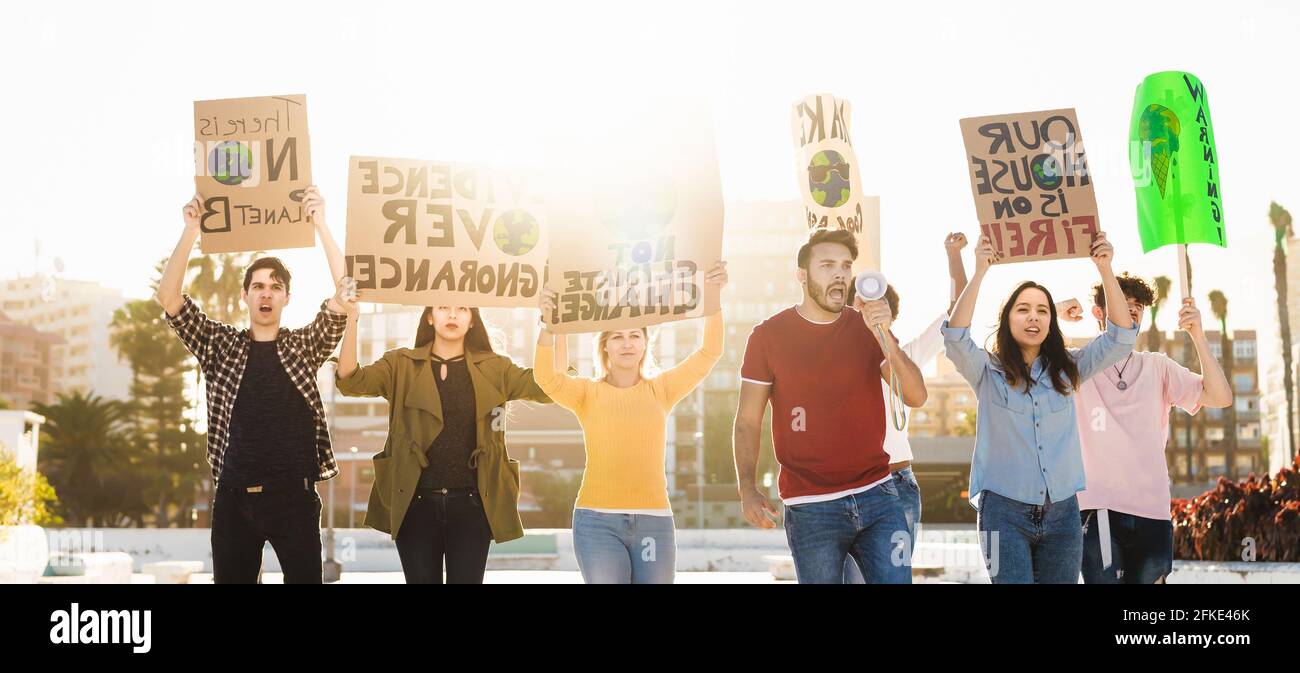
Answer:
[{"left": 1074, "top": 350, "right": 1203, "bottom": 520}]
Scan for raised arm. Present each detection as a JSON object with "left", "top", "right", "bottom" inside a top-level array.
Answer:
[
  {"left": 947, "top": 233, "right": 996, "bottom": 329},
  {"left": 289, "top": 284, "right": 352, "bottom": 370},
  {"left": 1091, "top": 232, "right": 1132, "bottom": 330},
  {"left": 155, "top": 193, "right": 242, "bottom": 369},
  {"left": 944, "top": 232, "right": 969, "bottom": 314},
  {"left": 1073, "top": 232, "right": 1139, "bottom": 380},
  {"left": 940, "top": 237, "right": 996, "bottom": 390},
  {"left": 336, "top": 349, "right": 395, "bottom": 399},
  {"left": 302, "top": 186, "right": 349, "bottom": 312},
  {"left": 337, "top": 286, "right": 362, "bottom": 380},
  {"left": 660, "top": 312, "right": 724, "bottom": 406},
  {"left": 1177, "top": 298, "right": 1233, "bottom": 408},
  {"left": 659, "top": 262, "right": 728, "bottom": 406},
  {"left": 156, "top": 194, "right": 202, "bottom": 317},
  {"left": 501, "top": 361, "right": 553, "bottom": 404},
  {"left": 554, "top": 330, "right": 570, "bottom": 374},
  {"left": 533, "top": 289, "right": 589, "bottom": 410}
]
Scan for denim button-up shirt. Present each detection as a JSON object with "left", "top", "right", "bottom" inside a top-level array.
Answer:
[{"left": 941, "top": 318, "right": 1138, "bottom": 510}]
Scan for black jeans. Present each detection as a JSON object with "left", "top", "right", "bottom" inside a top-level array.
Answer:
[
  {"left": 211, "top": 481, "right": 323, "bottom": 584},
  {"left": 1080, "top": 509, "right": 1174, "bottom": 584},
  {"left": 395, "top": 489, "right": 494, "bottom": 584}
]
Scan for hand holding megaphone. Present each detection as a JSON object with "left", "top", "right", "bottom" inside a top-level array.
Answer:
[
  {"left": 853, "top": 271, "right": 893, "bottom": 335},
  {"left": 853, "top": 270, "right": 907, "bottom": 431}
]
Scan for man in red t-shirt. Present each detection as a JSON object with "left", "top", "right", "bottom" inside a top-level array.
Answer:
[{"left": 733, "top": 228, "right": 928, "bottom": 583}]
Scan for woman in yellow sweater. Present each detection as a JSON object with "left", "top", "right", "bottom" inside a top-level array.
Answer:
[{"left": 533, "top": 261, "right": 728, "bottom": 584}]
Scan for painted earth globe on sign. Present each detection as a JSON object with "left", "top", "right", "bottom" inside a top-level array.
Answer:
[
  {"left": 493, "top": 209, "right": 541, "bottom": 256},
  {"left": 807, "top": 149, "right": 851, "bottom": 208},
  {"left": 1030, "top": 153, "right": 1063, "bottom": 190},
  {"left": 208, "top": 141, "right": 254, "bottom": 186}
]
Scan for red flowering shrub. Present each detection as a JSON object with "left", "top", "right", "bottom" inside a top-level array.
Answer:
[{"left": 1171, "top": 456, "right": 1300, "bottom": 562}]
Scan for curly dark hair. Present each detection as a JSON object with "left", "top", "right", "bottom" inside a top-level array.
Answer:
[{"left": 1092, "top": 272, "right": 1155, "bottom": 309}]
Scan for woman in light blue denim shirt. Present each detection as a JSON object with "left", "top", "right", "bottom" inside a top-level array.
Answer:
[{"left": 941, "top": 232, "right": 1138, "bottom": 584}]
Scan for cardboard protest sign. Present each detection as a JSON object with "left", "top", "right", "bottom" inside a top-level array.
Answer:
[
  {"left": 542, "top": 107, "right": 724, "bottom": 334},
  {"left": 959, "top": 108, "right": 1099, "bottom": 264},
  {"left": 791, "top": 94, "right": 881, "bottom": 271},
  {"left": 343, "top": 157, "right": 547, "bottom": 308},
  {"left": 193, "top": 95, "right": 313, "bottom": 254},
  {"left": 1130, "top": 71, "right": 1225, "bottom": 252}
]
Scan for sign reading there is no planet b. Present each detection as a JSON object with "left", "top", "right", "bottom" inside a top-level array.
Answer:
[{"left": 193, "top": 95, "right": 314, "bottom": 254}]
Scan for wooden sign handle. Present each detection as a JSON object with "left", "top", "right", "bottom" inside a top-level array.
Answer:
[{"left": 1177, "top": 243, "right": 1190, "bottom": 299}]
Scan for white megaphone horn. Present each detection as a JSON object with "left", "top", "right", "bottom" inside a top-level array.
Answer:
[
  {"left": 854, "top": 270, "right": 889, "bottom": 302},
  {"left": 853, "top": 270, "right": 907, "bottom": 432}
]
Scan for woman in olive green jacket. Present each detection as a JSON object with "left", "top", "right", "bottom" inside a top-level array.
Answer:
[{"left": 336, "top": 302, "right": 551, "bottom": 583}]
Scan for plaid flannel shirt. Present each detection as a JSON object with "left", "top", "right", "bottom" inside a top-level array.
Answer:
[{"left": 164, "top": 294, "right": 348, "bottom": 485}]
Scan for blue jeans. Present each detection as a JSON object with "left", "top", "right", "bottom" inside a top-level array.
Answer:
[
  {"left": 1080, "top": 509, "right": 1174, "bottom": 584},
  {"left": 976, "top": 490, "right": 1082, "bottom": 584},
  {"left": 784, "top": 479, "right": 912, "bottom": 584},
  {"left": 844, "top": 467, "right": 920, "bottom": 583},
  {"left": 572, "top": 509, "right": 676, "bottom": 584}
]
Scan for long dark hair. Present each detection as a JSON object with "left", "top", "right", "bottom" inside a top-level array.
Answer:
[
  {"left": 993, "top": 281, "right": 1079, "bottom": 395},
  {"left": 414, "top": 307, "right": 496, "bottom": 353}
]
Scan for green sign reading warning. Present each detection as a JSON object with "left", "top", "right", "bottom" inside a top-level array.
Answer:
[{"left": 1130, "top": 71, "right": 1225, "bottom": 252}]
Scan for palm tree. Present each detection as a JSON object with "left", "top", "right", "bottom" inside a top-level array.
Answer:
[
  {"left": 1269, "top": 202, "right": 1295, "bottom": 459},
  {"left": 110, "top": 294, "right": 203, "bottom": 527},
  {"left": 32, "top": 391, "right": 145, "bottom": 526},
  {"left": 187, "top": 250, "right": 255, "bottom": 324},
  {"left": 1147, "top": 275, "right": 1172, "bottom": 353},
  {"left": 1208, "top": 290, "right": 1238, "bottom": 479}
]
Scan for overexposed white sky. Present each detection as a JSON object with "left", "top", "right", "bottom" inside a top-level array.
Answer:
[{"left": 2, "top": 0, "right": 1296, "bottom": 379}]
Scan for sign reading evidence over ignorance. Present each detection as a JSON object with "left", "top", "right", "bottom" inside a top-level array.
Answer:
[{"left": 344, "top": 156, "right": 547, "bottom": 308}]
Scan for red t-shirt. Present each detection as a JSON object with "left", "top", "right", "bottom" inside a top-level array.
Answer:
[{"left": 740, "top": 306, "right": 888, "bottom": 500}]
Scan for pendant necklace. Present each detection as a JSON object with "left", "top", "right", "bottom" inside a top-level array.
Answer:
[{"left": 1114, "top": 353, "right": 1135, "bottom": 391}]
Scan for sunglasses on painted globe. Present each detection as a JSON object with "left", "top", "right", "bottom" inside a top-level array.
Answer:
[{"left": 808, "top": 162, "right": 851, "bottom": 182}]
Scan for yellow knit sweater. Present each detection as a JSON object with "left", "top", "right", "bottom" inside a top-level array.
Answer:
[{"left": 532, "top": 312, "right": 724, "bottom": 510}]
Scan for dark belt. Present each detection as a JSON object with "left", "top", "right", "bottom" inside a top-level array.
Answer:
[
  {"left": 414, "top": 486, "right": 477, "bottom": 496},
  {"left": 218, "top": 477, "right": 314, "bottom": 494}
]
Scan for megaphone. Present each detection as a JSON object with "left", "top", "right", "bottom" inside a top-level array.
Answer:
[
  {"left": 853, "top": 270, "right": 907, "bottom": 432},
  {"left": 854, "top": 270, "right": 889, "bottom": 301}
]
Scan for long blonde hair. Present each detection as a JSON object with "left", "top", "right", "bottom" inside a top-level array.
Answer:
[{"left": 594, "top": 327, "right": 658, "bottom": 380}]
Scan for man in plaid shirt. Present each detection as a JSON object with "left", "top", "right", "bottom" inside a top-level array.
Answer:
[{"left": 158, "top": 187, "right": 357, "bottom": 584}]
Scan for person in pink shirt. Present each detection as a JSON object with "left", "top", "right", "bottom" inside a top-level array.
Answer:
[{"left": 1059, "top": 273, "right": 1232, "bottom": 583}]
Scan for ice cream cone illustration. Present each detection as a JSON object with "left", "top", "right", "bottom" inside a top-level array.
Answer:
[{"left": 1139, "top": 103, "right": 1180, "bottom": 198}]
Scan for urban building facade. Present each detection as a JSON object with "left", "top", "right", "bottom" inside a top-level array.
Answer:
[
  {"left": 1151, "top": 329, "right": 1263, "bottom": 493},
  {"left": 0, "top": 276, "right": 131, "bottom": 401},
  {"left": 0, "top": 311, "right": 62, "bottom": 409}
]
